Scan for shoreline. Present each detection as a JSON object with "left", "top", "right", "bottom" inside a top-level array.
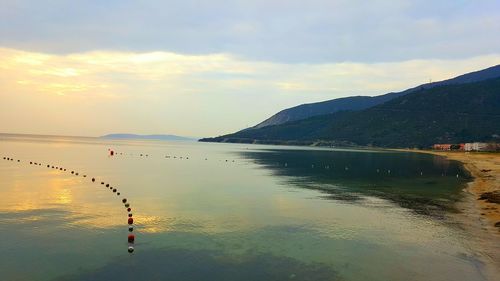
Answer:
[{"left": 398, "top": 149, "right": 499, "bottom": 279}]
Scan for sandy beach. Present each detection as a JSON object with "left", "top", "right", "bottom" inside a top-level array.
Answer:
[{"left": 402, "top": 150, "right": 500, "bottom": 279}]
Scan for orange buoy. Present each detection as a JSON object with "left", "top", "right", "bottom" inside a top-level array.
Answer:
[
  {"left": 128, "top": 234, "right": 135, "bottom": 243},
  {"left": 128, "top": 217, "right": 133, "bottom": 225}
]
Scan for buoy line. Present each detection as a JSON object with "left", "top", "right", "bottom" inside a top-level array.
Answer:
[
  {"left": 107, "top": 149, "right": 462, "bottom": 179},
  {"left": 1, "top": 155, "right": 136, "bottom": 253}
]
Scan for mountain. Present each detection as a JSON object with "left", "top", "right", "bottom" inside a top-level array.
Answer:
[
  {"left": 254, "top": 65, "right": 500, "bottom": 129},
  {"left": 200, "top": 76, "right": 500, "bottom": 148},
  {"left": 101, "top": 134, "right": 196, "bottom": 141}
]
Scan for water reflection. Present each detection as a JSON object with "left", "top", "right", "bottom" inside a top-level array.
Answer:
[
  {"left": 55, "top": 248, "right": 339, "bottom": 281},
  {"left": 238, "top": 149, "right": 471, "bottom": 216}
]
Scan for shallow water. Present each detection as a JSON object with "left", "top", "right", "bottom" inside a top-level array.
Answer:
[{"left": 0, "top": 134, "right": 486, "bottom": 281}]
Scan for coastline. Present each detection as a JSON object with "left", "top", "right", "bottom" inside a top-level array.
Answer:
[{"left": 398, "top": 149, "right": 500, "bottom": 279}]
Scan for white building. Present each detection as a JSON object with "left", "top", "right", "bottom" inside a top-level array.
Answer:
[{"left": 464, "top": 142, "right": 488, "bottom": 151}]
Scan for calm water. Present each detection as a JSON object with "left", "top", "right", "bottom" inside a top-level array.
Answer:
[{"left": 0, "top": 134, "right": 485, "bottom": 281}]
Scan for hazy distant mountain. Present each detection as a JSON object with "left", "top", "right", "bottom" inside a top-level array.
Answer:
[
  {"left": 201, "top": 66, "right": 500, "bottom": 148},
  {"left": 101, "top": 134, "right": 196, "bottom": 141},
  {"left": 254, "top": 64, "right": 500, "bottom": 129}
]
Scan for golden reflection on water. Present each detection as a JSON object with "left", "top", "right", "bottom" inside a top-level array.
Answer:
[
  {"left": 0, "top": 174, "right": 76, "bottom": 212},
  {"left": 0, "top": 166, "right": 180, "bottom": 232}
]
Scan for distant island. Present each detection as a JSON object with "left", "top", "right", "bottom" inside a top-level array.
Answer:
[{"left": 101, "top": 134, "right": 197, "bottom": 141}]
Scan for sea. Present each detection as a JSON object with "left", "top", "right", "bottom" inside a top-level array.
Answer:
[{"left": 0, "top": 133, "right": 488, "bottom": 281}]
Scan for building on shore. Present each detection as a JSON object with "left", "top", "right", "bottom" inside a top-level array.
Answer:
[
  {"left": 464, "top": 142, "right": 488, "bottom": 151},
  {"left": 433, "top": 144, "right": 452, "bottom": 150},
  {"left": 433, "top": 142, "right": 499, "bottom": 152}
]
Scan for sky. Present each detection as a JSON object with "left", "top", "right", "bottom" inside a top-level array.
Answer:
[{"left": 1, "top": 0, "right": 499, "bottom": 137}]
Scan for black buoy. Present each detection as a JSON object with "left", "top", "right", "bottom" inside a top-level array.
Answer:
[
  {"left": 117, "top": 192, "right": 120, "bottom": 195},
  {"left": 60, "top": 168, "right": 63, "bottom": 171},
  {"left": 128, "top": 226, "right": 133, "bottom": 232},
  {"left": 124, "top": 203, "right": 130, "bottom": 208},
  {"left": 71, "top": 171, "right": 74, "bottom": 174},
  {"left": 106, "top": 183, "right": 109, "bottom": 187},
  {"left": 128, "top": 246, "right": 134, "bottom": 253},
  {"left": 64, "top": 169, "right": 66, "bottom": 171},
  {"left": 122, "top": 198, "right": 127, "bottom": 203},
  {"left": 91, "top": 178, "right": 95, "bottom": 182},
  {"left": 128, "top": 213, "right": 133, "bottom": 217},
  {"left": 101, "top": 182, "right": 104, "bottom": 185},
  {"left": 75, "top": 172, "right": 79, "bottom": 176},
  {"left": 83, "top": 175, "right": 86, "bottom": 177},
  {"left": 127, "top": 207, "right": 131, "bottom": 212},
  {"left": 113, "top": 189, "right": 117, "bottom": 192},
  {"left": 30, "top": 161, "right": 32, "bottom": 164}
]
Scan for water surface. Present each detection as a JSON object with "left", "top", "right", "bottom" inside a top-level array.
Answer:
[{"left": 0, "top": 134, "right": 484, "bottom": 281}]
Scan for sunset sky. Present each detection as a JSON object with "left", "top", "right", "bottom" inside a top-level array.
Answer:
[{"left": 1, "top": 0, "right": 499, "bottom": 137}]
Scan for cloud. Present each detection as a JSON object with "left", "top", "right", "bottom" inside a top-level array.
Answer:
[
  {"left": 1, "top": 47, "right": 499, "bottom": 136},
  {"left": 0, "top": 0, "right": 499, "bottom": 63}
]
